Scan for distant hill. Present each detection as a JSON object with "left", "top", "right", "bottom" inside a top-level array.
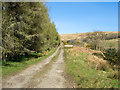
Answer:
[{"left": 60, "top": 31, "right": 118, "bottom": 41}]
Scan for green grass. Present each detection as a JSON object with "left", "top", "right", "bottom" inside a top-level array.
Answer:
[
  {"left": 64, "top": 48, "right": 118, "bottom": 88},
  {"left": 51, "top": 48, "right": 60, "bottom": 62},
  {"left": 2, "top": 48, "right": 57, "bottom": 77},
  {"left": 100, "top": 39, "right": 119, "bottom": 49}
]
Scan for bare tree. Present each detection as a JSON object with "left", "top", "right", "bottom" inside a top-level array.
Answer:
[{"left": 86, "top": 31, "right": 105, "bottom": 50}]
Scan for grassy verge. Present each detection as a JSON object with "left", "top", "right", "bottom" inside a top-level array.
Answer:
[
  {"left": 64, "top": 48, "right": 118, "bottom": 88},
  {"left": 99, "top": 39, "right": 119, "bottom": 50},
  {"left": 2, "top": 48, "right": 57, "bottom": 77},
  {"left": 51, "top": 48, "right": 60, "bottom": 62},
  {"left": 39, "top": 47, "right": 61, "bottom": 74}
]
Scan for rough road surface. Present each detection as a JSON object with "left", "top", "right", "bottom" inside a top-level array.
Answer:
[
  {"left": 2, "top": 46, "right": 74, "bottom": 88},
  {"left": 35, "top": 47, "right": 65, "bottom": 88}
]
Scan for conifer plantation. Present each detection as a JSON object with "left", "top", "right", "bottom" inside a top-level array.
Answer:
[{"left": 2, "top": 2, "right": 60, "bottom": 62}]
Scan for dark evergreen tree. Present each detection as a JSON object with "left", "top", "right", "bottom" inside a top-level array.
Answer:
[{"left": 2, "top": 2, "right": 60, "bottom": 61}]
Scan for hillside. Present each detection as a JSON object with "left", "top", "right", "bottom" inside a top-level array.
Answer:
[
  {"left": 62, "top": 31, "right": 119, "bottom": 88},
  {"left": 60, "top": 31, "right": 118, "bottom": 41}
]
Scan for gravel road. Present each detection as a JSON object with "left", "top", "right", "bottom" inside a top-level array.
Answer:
[
  {"left": 34, "top": 47, "right": 65, "bottom": 88},
  {"left": 2, "top": 46, "right": 75, "bottom": 88}
]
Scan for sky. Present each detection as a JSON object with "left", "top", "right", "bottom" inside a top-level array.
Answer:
[{"left": 47, "top": 2, "right": 118, "bottom": 34}]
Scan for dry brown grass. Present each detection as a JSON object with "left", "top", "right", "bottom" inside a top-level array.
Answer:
[
  {"left": 68, "top": 46, "right": 101, "bottom": 54},
  {"left": 60, "top": 31, "right": 119, "bottom": 41},
  {"left": 67, "top": 46, "right": 111, "bottom": 71},
  {"left": 60, "top": 33, "right": 87, "bottom": 41},
  {"left": 86, "top": 55, "right": 111, "bottom": 71}
]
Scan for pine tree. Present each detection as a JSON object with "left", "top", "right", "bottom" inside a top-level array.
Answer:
[{"left": 2, "top": 2, "right": 60, "bottom": 61}]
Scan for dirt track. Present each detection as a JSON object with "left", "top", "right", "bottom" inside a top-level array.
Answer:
[
  {"left": 2, "top": 46, "right": 75, "bottom": 88},
  {"left": 33, "top": 48, "right": 65, "bottom": 88}
]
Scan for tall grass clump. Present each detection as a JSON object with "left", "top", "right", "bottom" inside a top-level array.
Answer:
[{"left": 64, "top": 47, "right": 118, "bottom": 88}]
